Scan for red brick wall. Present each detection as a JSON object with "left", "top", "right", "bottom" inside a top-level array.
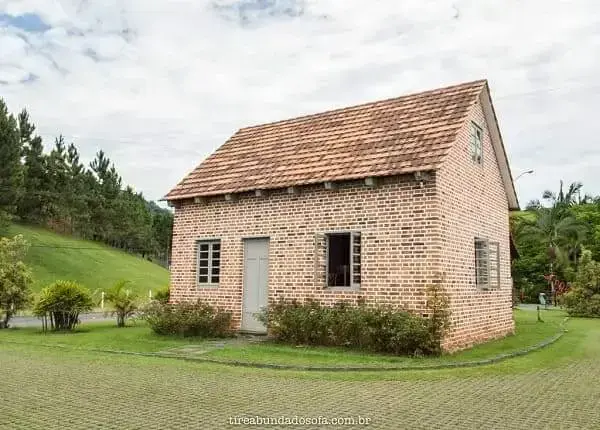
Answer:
[
  {"left": 170, "top": 176, "right": 442, "bottom": 329},
  {"left": 437, "top": 94, "right": 515, "bottom": 350}
]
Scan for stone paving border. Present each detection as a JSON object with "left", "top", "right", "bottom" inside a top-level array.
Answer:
[{"left": 1, "top": 318, "right": 568, "bottom": 372}]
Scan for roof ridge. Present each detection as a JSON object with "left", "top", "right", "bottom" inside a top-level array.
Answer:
[{"left": 239, "top": 79, "right": 487, "bottom": 132}]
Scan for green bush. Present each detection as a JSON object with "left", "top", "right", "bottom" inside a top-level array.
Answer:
[
  {"left": 564, "top": 250, "right": 600, "bottom": 317},
  {"left": 153, "top": 286, "right": 170, "bottom": 304},
  {"left": 258, "top": 292, "right": 449, "bottom": 356},
  {"left": 33, "top": 280, "right": 94, "bottom": 331},
  {"left": 104, "top": 280, "right": 138, "bottom": 327},
  {"left": 141, "top": 300, "right": 232, "bottom": 337},
  {"left": 0, "top": 235, "right": 33, "bottom": 328}
]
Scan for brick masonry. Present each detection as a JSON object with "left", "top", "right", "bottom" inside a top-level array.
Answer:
[
  {"left": 170, "top": 95, "right": 514, "bottom": 351},
  {"left": 437, "top": 95, "right": 515, "bottom": 349}
]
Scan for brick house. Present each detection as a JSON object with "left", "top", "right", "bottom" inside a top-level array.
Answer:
[{"left": 165, "top": 79, "right": 519, "bottom": 350}]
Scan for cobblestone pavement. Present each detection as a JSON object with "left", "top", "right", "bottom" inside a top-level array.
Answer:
[{"left": 2, "top": 322, "right": 600, "bottom": 430}]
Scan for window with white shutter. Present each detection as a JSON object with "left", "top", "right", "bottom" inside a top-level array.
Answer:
[{"left": 475, "top": 238, "right": 500, "bottom": 289}]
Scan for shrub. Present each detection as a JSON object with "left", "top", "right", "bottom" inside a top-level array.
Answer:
[
  {"left": 141, "top": 300, "right": 232, "bottom": 337},
  {"left": 259, "top": 291, "right": 450, "bottom": 356},
  {"left": 104, "top": 280, "right": 138, "bottom": 327},
  {"left": 33, "top": 280, "right": 94, "bottom": 331},
  {"left": 425, "top": 284, "right": 452, "bottom": 354},
  {"left": 564, "top": 250, "right": 600, "bottom": 317},
  {"left": 154, "top": 286, "right": 170, "bottom": 304},
  {"left": 0, "top": 235, "right": 33, "bottom": 328}
]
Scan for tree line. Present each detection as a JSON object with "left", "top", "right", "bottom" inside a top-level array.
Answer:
[
  {"left": 512, "top": 181, "right": 600, "bottom": 303},
  {"left": 0, "top": 98, "right": 173, "bottom": 266}
]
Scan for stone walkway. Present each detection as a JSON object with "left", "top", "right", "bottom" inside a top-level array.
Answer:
[{"left": 3, "top": 333, "right": 600, "bottom": 429}]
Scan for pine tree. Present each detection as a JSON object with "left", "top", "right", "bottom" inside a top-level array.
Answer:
[
  {"left": 0, "top": 99, "right": 24, "bottom": 231},
  {"left": 65, "top": 143, "right": 89, "bottom": 235},
  {"left": 18, "top": 109, "right": 49, "bottom": 223},
  {"left": 45, "top": 135, "right": 70, "bottom": 231}
]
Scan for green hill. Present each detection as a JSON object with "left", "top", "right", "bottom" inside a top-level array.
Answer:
[{"left": 6, "top": 224, "right": 170, "bottom": 296}]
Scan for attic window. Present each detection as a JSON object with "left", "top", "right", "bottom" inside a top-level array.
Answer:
[{"left": 470, "top": 122, "right": 483, "bottom": 164}]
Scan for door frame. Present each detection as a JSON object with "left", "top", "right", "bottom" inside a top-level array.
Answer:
[{"left": 241, "top": 236, "right": 270, "bottom": 333}]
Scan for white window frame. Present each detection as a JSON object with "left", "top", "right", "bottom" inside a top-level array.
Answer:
[
  {"left": 325, "top": 231, "right": 361, "bottom": 290},
  {"left": 196, "top": 239, "right": 221, "bottom": 287},
  {"left": 475, "top": 237, "right": 500, "bottom": 289},
  {"left": 470, "top": 122, "right": 483, "bottom": 165}
]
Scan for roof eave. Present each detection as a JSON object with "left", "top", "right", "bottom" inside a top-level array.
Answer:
[
  {"left": 163, "top": 168, "right": 440, "bottom": 202},
  {"left": 479, "top": 82, "right": 520, "bottom": 211}
]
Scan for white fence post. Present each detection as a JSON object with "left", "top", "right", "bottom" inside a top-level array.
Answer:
[
  {"left": 100, "top": 291, "right": 105, "bottom": 310},
  {"left": 149, "top": 289, "right": 152, "bottom": 301}
]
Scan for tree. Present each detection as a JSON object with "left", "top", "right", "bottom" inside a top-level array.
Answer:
[
  {"left": 572, "top": 201, "right": 600, "bottom": 261},
  {"left": 563, "top": 249, "right": 600, "bottom": 317},
  {"left": 45, "top": 136, "right": 70, "bottom": 230},
  {"left": 0, "top": 235, "right": 33, "bottom": 328},
  {"left": 0, "top": 101, "right": 173, "bottom": 264},
  {"left": 512, "top": 182, "right": 589, "bottom": 303},
  {"left": 511, "top": 213, "right": 550, "bottom": 302},
  {"left": 18, "top": 109, "right": 50, "bottom": 224},
  {"left": 149, "top": 202, "right": 174, "bottom": 266},
  {"left": 89, "top": 150, "right": 122, "bottom": 242},
  {"left": 520, "top": 182, "right": 587, "bottom": 273},
  {"left": 64, "top": 143, "right": 90, "bottom": 234},
  {"left": 104, "top": 280, "right": 138, "bottom": 327},
  {"left": 0, "top": 99, "right": 24, "bottom": 231}
]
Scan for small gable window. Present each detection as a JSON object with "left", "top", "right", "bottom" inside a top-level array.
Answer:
[{"left": 470, "top": 122, "right": 483, "bottom": 164}]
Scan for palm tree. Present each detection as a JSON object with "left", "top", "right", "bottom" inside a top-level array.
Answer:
[{"left": 519, "top": 181, "right": 588, "bottom": 303}]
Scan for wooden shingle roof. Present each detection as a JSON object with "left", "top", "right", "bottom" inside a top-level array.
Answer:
[{"left": 166, "top": 80, "right": 488, "bottom": 200}]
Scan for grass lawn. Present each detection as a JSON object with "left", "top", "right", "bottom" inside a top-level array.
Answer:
[
  {"left": 0, "top": 320, "right": 203, "bottom": 353},
  {"left": 6, "top": 223, "right": 169, "bottom": 296},
  {"left": 1, "top": 309, "right": 564, "bottom": 368}
]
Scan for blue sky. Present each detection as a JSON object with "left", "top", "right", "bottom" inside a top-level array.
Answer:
[
  {"left": 0, "top": 0, "right": 599, "bottom": 204},
  {"left": 0, "top": 12, "right": 50, "bottom": 32}
]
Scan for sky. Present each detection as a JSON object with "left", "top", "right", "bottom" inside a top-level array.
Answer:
[{"left": 0, "top": 0, "right": 599, "bottom": 206}]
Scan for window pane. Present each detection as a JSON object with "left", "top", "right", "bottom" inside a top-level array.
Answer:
[
  {"left": 197, "top": 240, "right": 221, "bottom": 286},
  {"left": 327, "top": 233, "right": 351, "bottom": 287},
  {"left": 475, "top": 238, "right": 490, "bottom": 287}
]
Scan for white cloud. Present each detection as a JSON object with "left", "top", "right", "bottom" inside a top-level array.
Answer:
[{"left": 0, "top": 0, "right": 599, "bottom": 204}]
